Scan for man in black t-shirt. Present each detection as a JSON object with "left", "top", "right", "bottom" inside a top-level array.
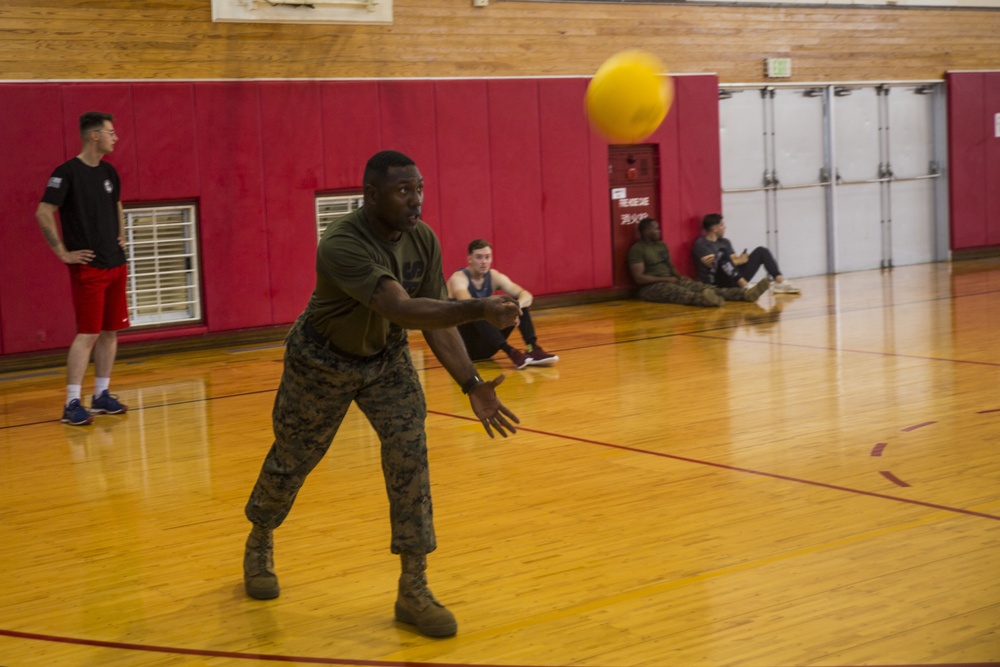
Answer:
[{"left": 36, "top": 111, "right": 130, "bottom": 426}]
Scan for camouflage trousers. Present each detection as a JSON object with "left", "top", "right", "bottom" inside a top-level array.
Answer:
[
  {"left": 245, "top": 316, "right": 436, "bottom": 555},
  {"left": 637, "top": 280, "right": 748, "bottom": 307}
]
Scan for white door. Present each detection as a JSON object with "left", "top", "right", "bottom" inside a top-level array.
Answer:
[
  {"left": 720, "top": 89, "right": 769, "bottom": 252},
  {"left": 721, "top": 87, "right": 829, "bottom": 279},
  {"left": 887, "top": 86, "right": 940, "bottom": 266},
  {"left": 832, "top": 86, "right": 884, "bottom": 273},
  {"left": 772, "top": 88, "right": 828, "bottom": 278},
  {"left": 719, "top": 82, "right": 945, "bottom": 278}
]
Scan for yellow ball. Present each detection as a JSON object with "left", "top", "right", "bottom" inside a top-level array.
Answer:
[{"left": 585, "top": 50, "right": 674, "bottom": 143}]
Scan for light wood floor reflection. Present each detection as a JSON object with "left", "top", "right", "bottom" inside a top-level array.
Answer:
[{"left": 1, "top": 260, "right": 998, "bottom": 667}]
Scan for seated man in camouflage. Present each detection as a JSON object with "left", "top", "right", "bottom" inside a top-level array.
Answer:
[{"left": 628, "top": 217, "right": 770, "bottom": 307}]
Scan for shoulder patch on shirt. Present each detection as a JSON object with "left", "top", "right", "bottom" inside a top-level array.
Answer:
[
  {"left": 104, "top": 179, "right": 113, "bottom": 194},
  {"left": 48, "top": 177, "right": 63, "bottom": 189}
]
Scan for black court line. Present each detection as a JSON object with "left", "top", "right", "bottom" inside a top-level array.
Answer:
[
  {"left": 428, "top": 410, "right": 1000, "bottom": 523},
  {"left": 683, "top": 332, "right": 1000, "bottom": 368},
  {"left": 3, "top": 621, "right": 998, "bottom": 667},
  {"left": 0, "top": 628, "right": 561, "bottom": 667},
  {"left": 7, "top": 384, "right": 996, "bottom": 520},
  {"left": 0, "top": 389, "right": 278, "bottom": 431}
]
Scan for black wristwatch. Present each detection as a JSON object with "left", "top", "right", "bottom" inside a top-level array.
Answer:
[{"left": 461, "top": 373, "right": 484, "bottom": 394}]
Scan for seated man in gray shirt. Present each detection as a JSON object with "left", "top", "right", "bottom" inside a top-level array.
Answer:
[{"left": 692, "top": 213, "right": 800, "bottom": 294}]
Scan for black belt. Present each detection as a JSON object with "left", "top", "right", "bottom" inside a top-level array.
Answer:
[{"left": 301, "top": 318, "right": 398, "bottom": 362}]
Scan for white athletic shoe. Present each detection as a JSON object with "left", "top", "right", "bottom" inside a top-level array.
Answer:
[{"left": 772, "top": 281, "right": 801, "bottom": 295}]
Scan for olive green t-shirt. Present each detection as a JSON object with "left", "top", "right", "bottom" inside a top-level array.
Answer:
[
  {"left": 627, "top": 240, "right": 678, "bottom": 279},
  {"left": 304, "top": 207, "right": 447, "bottom": 357}
]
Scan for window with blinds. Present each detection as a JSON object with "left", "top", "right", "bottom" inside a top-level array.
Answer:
[
  {"left": 316, "top": 193, "right": 364, "bottom": 242},
  {"left": 123, "top": 204, "right": 202, "bottom": 328}
]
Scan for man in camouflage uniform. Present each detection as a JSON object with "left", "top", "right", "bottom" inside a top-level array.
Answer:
[
  {"left": 243, "top": 150, "right": 521, "bottom": 638},
  {"left": 628, "top": 217, "right": 770, "bottom": 307}
]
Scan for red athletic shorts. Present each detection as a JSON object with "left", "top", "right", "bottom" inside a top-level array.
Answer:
[{"left": 68, "top": 263, "right": 130, "bottom": 334}]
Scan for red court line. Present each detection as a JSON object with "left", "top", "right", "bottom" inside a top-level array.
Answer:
[
  {"left": 880, "top": 471, "right": 912, "bottom": 487},
  {"left": 901, "top": 421, "right": 936, "bottom": 432},
  {"left": 430, "top": 412, "right": 1000, "bottom": 523},
  {"left": 871, "top": 442, "right": 888, "bottom": 457}
]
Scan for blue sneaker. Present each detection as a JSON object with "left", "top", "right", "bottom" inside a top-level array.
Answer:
[
  {"left": 91, "top": 390, "right": 128, "bottom": 415},
  {"left": 61, "top": 399, "right": 93, "bottom": 425}
]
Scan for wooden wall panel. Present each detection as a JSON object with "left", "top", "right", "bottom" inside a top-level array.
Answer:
[{"left": 0, "top": 0, "right": 997, "bottom": 82}]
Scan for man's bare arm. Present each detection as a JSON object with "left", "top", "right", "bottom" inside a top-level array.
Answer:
[
  {"left": 36, "top": 202, "right": 94, "bottom": 264},
  {"left": 369, "top": 278, "right": 521, "bottom": 331}
]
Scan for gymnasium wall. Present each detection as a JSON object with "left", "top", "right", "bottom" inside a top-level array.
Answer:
[
  {"left": 947, "top": 71, "right": 1000, "bottom": 251},
  {"left": 2, "top": 0, "right": 999, "bottom": 82},
  {"left": 0, "top": 76, "right": 720, "bottom": 356},
  {"left": 2, "top": 0, "right": 997, "bottom": 358}
]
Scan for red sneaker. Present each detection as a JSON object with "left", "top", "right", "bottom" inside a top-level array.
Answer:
[
  {"left": 526, "top": 346, "right": 559, "bottom": 367},
  {"left": 506, "top": 348, "right": 530, "bottom": 370}
]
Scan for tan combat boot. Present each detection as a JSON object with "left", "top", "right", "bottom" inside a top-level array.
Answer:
[
  {"left": 394, "top": 553, "right": 457, "bottom": 637},
  {"left": 243, "top": 525, "right": 280, "bottom": 600}
]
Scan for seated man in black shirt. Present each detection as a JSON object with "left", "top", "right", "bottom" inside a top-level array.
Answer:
[{"left": 692, "top": 213, "right": 800, "bottom": 294}]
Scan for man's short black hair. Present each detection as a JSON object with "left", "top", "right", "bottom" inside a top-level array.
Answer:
[
  {"left": 80, "top": 111, "right": 113, "bottom": 137},
  {"left": 468, "top": 239, "right": 492, "bottom": 255},
  {"left": 364, "top": 150, "right": 416, "bottom": 187},
  {"left": 638, "top": 217, "right": 658, "bottom": 234},
  {"left": 702, "top": 213, "right": 724, "bottom": 231}
]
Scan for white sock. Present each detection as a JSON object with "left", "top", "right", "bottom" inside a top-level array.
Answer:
[
  {"left": 94, "top": 377, "right": 111, "bottom": 398},
  {"left": 66, "top": 384, "right": 82, "bottom": 406}
]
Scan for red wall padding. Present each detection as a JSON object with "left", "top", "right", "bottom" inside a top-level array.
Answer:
[
  {"left": 0, "top": 84, "right": 70, "bottom": 354},
  {"left": 987, "top": 72, "right": 1000, "bottom": 247},
  {"left": 132, "top": 83, "right": 201, "bottom": 201},
  {"left": 434, "top": 79, "right": 494, "bottom": 272},
  {"left": 540, "top": 78, "right": 599, "bottom": 294},
  {"left": 0, "top": 75, "right": 721, "bottom": 356},
  {"left": 259, "top": 81, "right": 326, "bottom": 323},
  {"left": 319, "top": 81, "right": 382, "bottom": 189},
  {"left": 487, "top": 79, "right": 547, "bottom": 293},
  {"left": 673, "top": 76, "right": 723, "bottom": 275},
  {"left": 947, "top": 71, "right": 1000, "bottom": 251},
  {"left": 194, "top": 83, "right": 273, "bottom": 332}
]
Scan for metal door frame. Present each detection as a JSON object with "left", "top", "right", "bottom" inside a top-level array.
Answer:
[{"left": 719, "top": 80, "right": 948, "bottom": 274}]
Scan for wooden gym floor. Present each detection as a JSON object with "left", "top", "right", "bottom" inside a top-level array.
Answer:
[{"left": 1, "top": 259, "right": 998, "bottom": 667}]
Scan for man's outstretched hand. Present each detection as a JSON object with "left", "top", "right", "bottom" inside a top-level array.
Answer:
[
  {"left": 482, "top": 295, "right": 522, "bottom": 330},
  {"left": 468, "top": 373, "right": 520, "bottom": 438}
]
